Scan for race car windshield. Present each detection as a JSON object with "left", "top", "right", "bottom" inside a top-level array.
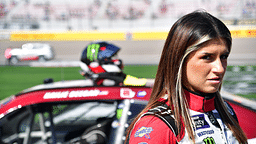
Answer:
[
  {"left": 52, "top": 102, "right": 117, "bottom": 125},
  {"left": 1, "top": 101, "right": 117, "bottom": 144}
]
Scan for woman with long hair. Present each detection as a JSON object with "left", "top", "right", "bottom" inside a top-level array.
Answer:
[{"left": 126, "top": 10, "right": 248, "bottom": 144}]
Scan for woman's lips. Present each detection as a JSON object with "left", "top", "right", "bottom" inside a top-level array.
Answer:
[{"left": 208, "top": 77, "right": 221, "bottom": 84}]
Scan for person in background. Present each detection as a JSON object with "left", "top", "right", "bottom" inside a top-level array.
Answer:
[
  {"left": 79, "top": 41, "right": 148, "bottom": 87},
  {"left": 126, "top": 10, "right": 248, "bottom": 144}
]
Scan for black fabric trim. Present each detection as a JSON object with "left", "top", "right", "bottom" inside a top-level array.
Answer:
[
  {"left": 144, "top": 104, "right": 178, "bottom": 136},
  {"left": 224, "top": 101, "right": 239, "bottom": 123},
  {"left": 183, "top": 86, "right": 215, "bottom": 99}
]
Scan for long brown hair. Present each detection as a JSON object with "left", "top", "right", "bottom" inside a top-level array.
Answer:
[{"left": 126, "top": 10, "right": 247, "bottom": 143}]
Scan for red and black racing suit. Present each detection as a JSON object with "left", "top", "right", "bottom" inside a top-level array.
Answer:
[{"left": 128, "top": 90, "right": 239, "bottom": 144}]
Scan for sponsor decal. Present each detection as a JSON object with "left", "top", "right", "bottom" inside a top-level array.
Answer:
[
  {"left": 69, "top": 90, "right": 103, "bottom": 98},
  {"left": 197, "top": 130, "right": 214, "bottom": 137},
  {"left": 116, "top": 109, "right": 123, "bottom": 119},
  {"left": 134, "top": 127, "right": 153, "bottom": 139},
  {"left": 137, "top": 91, "right": 147, "bottom": 97},
  {"left": 44, "top": 91, "right": 69, "bottom": 99},
  {"left": 192, "top": 114, "right": 210, "bottom": 130},
  {"left": 120, "top": 88, "right": 135, "bottom": 98},
  {"left": 247, "top": 30, "right": 256, "bottom": 36},
  {"left": 118, "top": 103, "right": 124, "bottom": 109},
  {"left": 203, "top": 137, "right": 215, "bottom": 144},
  {"left": 111, "top": 120, "right": 120, "bottom": 128},
  {"left": 126, "top": 32, "right": 133, "bottom": 40},
  {"left": 87, "top": 44, "right": 100, "bottom": 61},
  {"left": 43, "top": 90, "right": 108, "bottom": 99}
]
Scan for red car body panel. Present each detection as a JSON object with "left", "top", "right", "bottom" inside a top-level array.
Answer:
[
  {"left": 0, "top": 86, "right": 152, "bottom": 118},
  {"left": 19, "top": 56, "right": 39, "bottom": 61},
  {"left": 228, "top": 102, "right": 256, "bottom": 139}
]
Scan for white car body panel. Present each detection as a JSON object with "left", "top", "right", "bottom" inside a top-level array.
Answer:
[{"left": 9, "top": 43, "right": 54, "bottom": 60}]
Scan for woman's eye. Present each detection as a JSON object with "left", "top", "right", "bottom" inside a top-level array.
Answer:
[
  {"left": 202, "top": 55, "right": 211, "bottom": 60},
  {"left": 221, "top": 55, "right": 229, "bottom": 59}
]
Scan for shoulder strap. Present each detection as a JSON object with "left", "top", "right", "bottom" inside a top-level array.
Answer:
[
  {"left": 126, "top": 104, "right": 178, "bottom": 144},
  {"left": 142, "top": 104, "right": 179, "bottom": 136}
]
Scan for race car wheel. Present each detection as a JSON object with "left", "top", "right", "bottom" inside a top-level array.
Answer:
[
  {"left": 38, "top": 56, "right": 46, "bottom": 62},
  {"left": 10, "top": 56, "right": 19, "bottom": 65}
]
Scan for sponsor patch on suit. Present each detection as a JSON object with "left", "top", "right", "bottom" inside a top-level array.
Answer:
[
  {"left": 134, "top": 127, "right": 153, "bottom": 139},
  {"left": 192, "top": 114, "right": 210, "bottom": 130}
]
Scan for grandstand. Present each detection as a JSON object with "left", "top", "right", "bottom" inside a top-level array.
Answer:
[{"left": 0, "top": 0, "right": 255, "bottom": 31}]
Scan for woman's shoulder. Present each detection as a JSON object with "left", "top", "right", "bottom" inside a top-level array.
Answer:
[{"left": 129, "top": 115, "right": 177, "bottom": 143}]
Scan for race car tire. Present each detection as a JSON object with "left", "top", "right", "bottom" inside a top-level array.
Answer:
[
  {"left": 38, "top": 56, "right": 46, "bottom": 62},
  {"left": 9, "top": 56, "right": 19, "bottom": 65}
]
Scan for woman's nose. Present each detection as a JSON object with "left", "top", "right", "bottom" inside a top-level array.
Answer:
[{"left": 212, "top": 59, "right": 225, "bottom": 74}]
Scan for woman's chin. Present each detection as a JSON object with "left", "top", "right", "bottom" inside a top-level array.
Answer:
[{"left": 201, "top": 87, "right": 219, "bottom": 94}]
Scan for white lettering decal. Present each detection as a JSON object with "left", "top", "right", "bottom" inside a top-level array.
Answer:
[
  {"left": 69, "top": 90, "right": 100, "bottom": 98},
  {"left": 99, "top": 91, "right": 109, "bottom": 95},
  {"left": 43, "top": 90, "right": 109, "bottom": 99},
  {"left": 43, "top": 91, "right": 69, "bottom": 99}
]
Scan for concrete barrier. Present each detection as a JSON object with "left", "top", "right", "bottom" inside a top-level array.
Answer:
[{"left": 6, "top": 27, "right": 256, "bottom": 41}]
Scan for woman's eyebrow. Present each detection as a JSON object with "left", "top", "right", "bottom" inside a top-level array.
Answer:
[
  {"left": 200, "top": 52, "right": 213, "bottom": 55},
  {"left": 200, "top": 51, "right": 230, "bottom": 55},
  {"left": 223, "top": 51, "right": 230, "bottom": 55}
]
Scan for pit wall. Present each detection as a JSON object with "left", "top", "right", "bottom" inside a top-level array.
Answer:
[{"left": 6, "top": 26, "right": 256, "bottom": 41}]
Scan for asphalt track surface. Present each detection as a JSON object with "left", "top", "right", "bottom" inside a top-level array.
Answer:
[{"left": 0, "top": 38, "right": 256, "bottom": 65}]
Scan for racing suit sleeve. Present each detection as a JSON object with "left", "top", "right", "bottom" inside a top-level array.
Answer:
[{"left": 129, "top": 115, "right": 177, "bottom": 144}]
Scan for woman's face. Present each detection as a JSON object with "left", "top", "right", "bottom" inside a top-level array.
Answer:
[{"left": 182, "top": 40, "right": 230, "bottom": 94}]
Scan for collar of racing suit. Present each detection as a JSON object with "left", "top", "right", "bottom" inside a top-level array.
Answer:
[
  {"left": 161, "top": 88, "right": 216, "bottom": 112},
  {"left": 184, "top": 89, "right": 216, "bottom": 113}
]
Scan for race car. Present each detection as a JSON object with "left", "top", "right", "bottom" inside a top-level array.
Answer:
[
  {"left": 0, "top": 78, "right": 154, "bottom": 144},
  {"left": 0, "top": 77, "right": 256, "bottom": 144},
  {"left": 5, "top": 43, "right": 55, "bottom": 65}
]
